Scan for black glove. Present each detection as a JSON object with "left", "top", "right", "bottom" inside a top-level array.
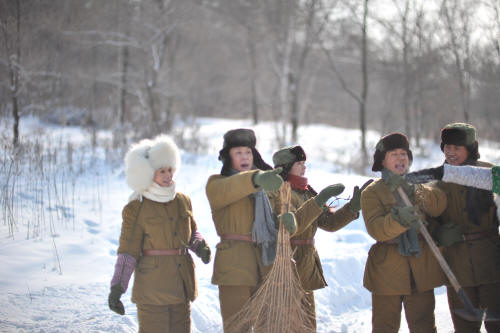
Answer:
[
  {"left": 108, "top": 284, "right": 125, "bottom": 315},
  {"left": 195, "top": 240, "right": 211, "bottom": 264},
  {"left": 405, "top": 166, "right": 444, "bottom": 184},
  {"left": 252, "top": 168, "right": 284, "bottom": 191},
  {"left": 314, "top": 184, "right": 345, "bottom": 207},
  {"left": 347, "top": 179, "right": 374, "bottom": 212}
]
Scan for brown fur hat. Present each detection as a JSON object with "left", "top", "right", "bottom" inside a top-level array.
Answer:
[{"left": 372, "top": 132, "right": 413, "bottom": 172}]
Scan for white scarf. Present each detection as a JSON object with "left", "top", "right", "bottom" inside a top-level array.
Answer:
[{"left": 129, "top": 182, "right": 177, "bottom": 203}]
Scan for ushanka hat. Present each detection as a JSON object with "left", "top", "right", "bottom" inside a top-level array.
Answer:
[
  {"left": 372, "top": 132, "right": 413, "bottom": 172},
  {"left": 440, "top": 122, "right": 479, "bottom": 161},
  {"left": 124, "top": 135, "right": 181, "bottom": 193},
  {"left": 218, "top": 128, "right": 272, "bottom": 176},
  {"left": 272, "top": 145, "right": 306, "bottom": 179}
]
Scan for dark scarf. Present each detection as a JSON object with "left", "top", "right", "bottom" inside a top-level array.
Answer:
[
  {"left": 288, "top": 174, "right": 308, "bottom": 191},
  {"left": 382, "top": 169, "right": 421, "bottom": 257},
  {"left": 456, "top": 159, "right": 496, "bottom": 225}
]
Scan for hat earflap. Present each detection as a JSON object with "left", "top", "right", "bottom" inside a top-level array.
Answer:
[{"left": 125, "top": 139, "right": 156, "bottom": 193}]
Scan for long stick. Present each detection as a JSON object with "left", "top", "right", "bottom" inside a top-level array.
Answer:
[{"left": 396, "top": 187, "right": 498, "bottom": 322}]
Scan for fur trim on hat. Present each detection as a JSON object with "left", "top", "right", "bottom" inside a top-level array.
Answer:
[
  {"left": 440, "top": 123, "right": 480, "bottom": 160},
  {"left": 148, "top": 135, "right": 181, "bottom": 171},
  {"left": 372, "top": 132, "right": 413, "bottom": 172},
  {"left": 273, "top": 145, "right": 306, "bottom": 167},
  {"left": 217, "top": 128, "right": 272, "bottom": 176},
  {"left": 124, "top": 135, "right": 180, "bottom": 193}
]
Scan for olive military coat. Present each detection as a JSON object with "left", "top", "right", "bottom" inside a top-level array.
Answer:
[
  {"left": 117, "top": 193, "right": 197, "bottom": 305},
  {"left": 269, "top": 187, "right": 359, "bottom": 291},
  {"left": 206, "top": 171, "right": 322, "bottom": 286},
  {"left": 436, "top": 161, "right": 500, "bottom": 287},
  {"left": 361, "top": 179, "right": 448, "bottom": 295}
]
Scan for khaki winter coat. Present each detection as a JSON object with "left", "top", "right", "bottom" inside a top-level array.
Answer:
[
  {"left": 206, "top": 171, "right": 323, "bottom": 286},
  {"left": 268, "top": 188, "right": 359, "bottom": 291},
  {"left": 117, "top": 193, "right": 197, "bottom": 305},
  {"left": 436, "top": 161, "right": 500, "bottom": 287},
  {"left": 361, "top": 179, "right": 447, "bottom": 295}
]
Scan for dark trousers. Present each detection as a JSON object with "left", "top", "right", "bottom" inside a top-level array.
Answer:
[
  {"left": 372, "top": 290, "right": 437, "bottom": 333},
  {"left": 137, "top": 302, "right": 190, "bottom": 333},
  {"left": 447, "top": 283, "right": 500, "bottom": 333},
  {"left": 218, "top": 285, "right": 257, "bottom": 333}
]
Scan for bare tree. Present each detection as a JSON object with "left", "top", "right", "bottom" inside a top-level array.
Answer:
[
  {"left": 260, "top": 0, "right": 324, "bottom": 144},
  {"left": 0, "top": 0, "right": 22, "bottom": 147},
  {"left": 321, "top": 0, "right": 370, "bottom": 167},
  {"left": 439, "top": 0, "right": 478, "bottom": 123},
  {"left": 195, "top": 0, "right": 263, "bottom": 125}
]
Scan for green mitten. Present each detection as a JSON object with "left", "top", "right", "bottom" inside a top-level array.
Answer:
[
  {"left": 348, "top": 179, "right": 374, "bottom": 212},
  {"left": 281, "top": 212, "right": 297, "bottom": 234},
  {"left": 196, "top": 240, "right": 212, "bottom": 264},
  {"left": 314, "top": 184, "right": 345, "bottom": 207},
  {"left": 253, "top": 167, "right": 284, "bottom": 191},
  {"left": 385, "top": 173, "right": 415, "bottom": 199},
  {"left": 108, "top": 284, "right": 125, "bottom": 315},
  {"left": 435, "top": 222, "right": 463, "bottom": 247},
  {"left": 390, "top": 206, "right": 419, "bottom": 228}
]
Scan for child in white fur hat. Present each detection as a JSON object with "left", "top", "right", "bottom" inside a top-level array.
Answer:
[{"left": 108, "top": 135, "right": 210, "bottom": 333}]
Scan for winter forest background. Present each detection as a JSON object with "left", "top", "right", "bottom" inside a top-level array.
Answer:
[
  {"left": 2, "top": 0, "right": 500, "bottom": 154},
  {"left": 1, "top": 0, "right": 499, "bottom": 332}
]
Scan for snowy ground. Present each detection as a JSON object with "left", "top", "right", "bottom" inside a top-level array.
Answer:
[{"left": 1, "top": 117, "right": 497, "bottom": 332}]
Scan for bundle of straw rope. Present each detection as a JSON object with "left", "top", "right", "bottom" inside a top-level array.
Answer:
[{"left": 225, "top": 182, "right": 316, "bottom": 333}]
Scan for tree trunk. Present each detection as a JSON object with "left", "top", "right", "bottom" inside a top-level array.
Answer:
[
  {"left": 5, "top": 0, "right": 22, "bottom": 147},
  {"left": 360, "top": 0, "right": 370, "bottom": 165},
  {"left": 119, "top": 32, "right": 129, "bottom": 126},
  {"left": 246, "top": 25, "right": 259, "bottom": 125}
]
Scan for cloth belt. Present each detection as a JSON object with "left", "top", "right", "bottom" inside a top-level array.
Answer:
[
  {"left": 290, "top": 239, "right": 314, "bottom": 246},
  {"left": 220, "top": 233, "right": 255, "bottom": 242},
  {"left": 380, "top": 238, "right": 399, "bottom": 245},
  {"left": 143, "top": 248, "right": 187, "bottom": 256},
  {"left": 380, "top": 234, "right": 423, "bottom": 245},
  {"left": 463, "top": 230, "right": 498, "bottom": 241}
]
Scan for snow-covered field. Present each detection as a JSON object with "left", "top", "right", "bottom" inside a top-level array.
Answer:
[{"left": 1, "top": 117, "right": 497, "bottom": 332}]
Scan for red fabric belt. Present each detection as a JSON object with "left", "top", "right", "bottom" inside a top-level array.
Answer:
[
  {"left": 463, "top": 230, "right": 497, "bottom": 241},
  {"left": 220, "top": 233, "right": 255, "bottom": 242},
  {"left": 290, "top": 239, "right": 314, "bottom": 246},
  {"left": 143, "top": 248, "right": 186, "bottom": 256}
]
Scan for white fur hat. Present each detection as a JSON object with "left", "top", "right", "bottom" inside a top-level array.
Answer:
[{"left": 124, "top": 135, "right": 181, "bottom": 192}]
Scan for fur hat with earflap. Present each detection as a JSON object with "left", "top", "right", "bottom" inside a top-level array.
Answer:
[{"left": 124, "top": 135, "right": 181, "bottom": 194}]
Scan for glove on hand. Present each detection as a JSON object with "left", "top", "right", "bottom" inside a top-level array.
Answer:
[
  {"left": 348, "top": 179, "right": 374, "bottom": 212},
  {"left": 108, "top": 284, "right": 125, "bottom": 315},
  {"left": 385, "top": 174, "right": 415, "bottom": 199},
  {"left": 391, "top": 206, "right": 420, "bottom": 228},
  {"left": 405, "top": 166, "right": 444, "bottom": 184},
  {"left": 314, "top": 184, "right": 345, "bottom": 207},
  {"left": 195, "top": 240, "right": 212, "bottom": 264},
  {"left": 253, "top": 167, "right": 284, "bottom": 191},
  {"left": 280, "top": 212, "right": 297, "bottom": 234},
  {"left": 435, "top": 222, "right": 463, "bottom": 247}
]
